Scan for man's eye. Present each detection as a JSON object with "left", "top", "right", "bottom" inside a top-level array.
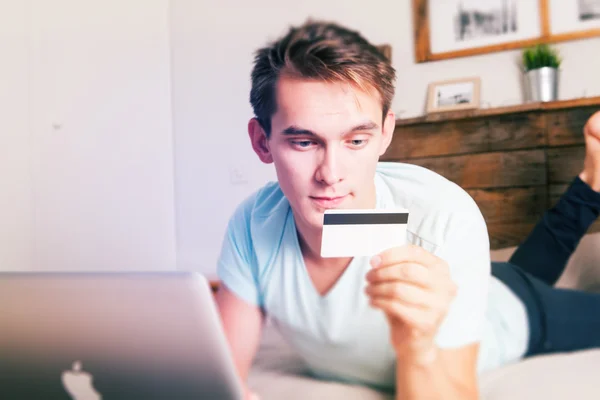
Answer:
[
  {"left": 349, "top": 139, "right": 367, "bottom": 147},
  {"left": 292, "top": 140, "right": 314, "bottom": 148}
]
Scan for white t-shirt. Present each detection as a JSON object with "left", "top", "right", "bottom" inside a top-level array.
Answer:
[{"left": 217, "top": 162, "right": 529, "bottom": 390}]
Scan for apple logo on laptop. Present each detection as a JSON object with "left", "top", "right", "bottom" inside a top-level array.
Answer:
[{"left": 61, "top": 360, "right": 102, "bottom": 400}]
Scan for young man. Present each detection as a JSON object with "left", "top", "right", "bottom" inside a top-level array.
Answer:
[
  {"left": 216, "top": 20, "right": 487, "bottom": 400},
  {"left": 215, "top": 20, "right": 600, "bottom": 399}
]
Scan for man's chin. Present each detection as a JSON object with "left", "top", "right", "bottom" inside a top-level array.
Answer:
[{"left": 304, "top": 211, "right": 327, "bottom": 232}]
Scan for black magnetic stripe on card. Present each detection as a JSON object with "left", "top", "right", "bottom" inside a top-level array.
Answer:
[{"left": 323, "top": 213, "right": 409, "bottom": 225}]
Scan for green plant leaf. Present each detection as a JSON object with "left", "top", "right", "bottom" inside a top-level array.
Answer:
[{"left": 522, "top": 43, "right": 561, "bottom": 71}]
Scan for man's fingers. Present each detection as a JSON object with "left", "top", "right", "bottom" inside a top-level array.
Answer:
[
  {"left": 365, "top": 262, "right": 432, "bottom": 288},
  {"left": 365, "top": 281, "right": 435, "bottom": 308},
  {"left": 372, "top": 244, "right": 447, "bottom": 274}
]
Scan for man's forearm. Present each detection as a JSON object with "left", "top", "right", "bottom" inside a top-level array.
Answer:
[{"left": 395, "top": 348, "right": 478, "bottom": 400}]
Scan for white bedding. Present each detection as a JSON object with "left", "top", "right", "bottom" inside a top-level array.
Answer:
[
  {"left": 247, "top": 233, "right": 600, "bottom": 399},
  {"left": 248, "top": 319, "right": 600, "bottom": 400}
]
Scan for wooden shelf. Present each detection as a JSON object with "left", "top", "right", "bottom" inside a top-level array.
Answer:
[{"left": 396, "top": 96, "right": 600, "bottom": 127}]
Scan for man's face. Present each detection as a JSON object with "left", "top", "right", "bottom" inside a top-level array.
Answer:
[{"left": 249, "top": 75, "right": 394, "bottom": 231}]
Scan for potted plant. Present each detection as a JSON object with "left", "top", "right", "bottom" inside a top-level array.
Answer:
[{"left": 522, "top": 43, "right": 562, "bottom": 103}]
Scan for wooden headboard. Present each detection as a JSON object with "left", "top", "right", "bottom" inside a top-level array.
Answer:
[{"left": 382, "top": 97, "right": 600, "bottom": 250}]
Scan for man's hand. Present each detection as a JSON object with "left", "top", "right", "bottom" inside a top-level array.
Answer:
[{"left": 364, "top": 244, "right": 458, "bottom": 364}]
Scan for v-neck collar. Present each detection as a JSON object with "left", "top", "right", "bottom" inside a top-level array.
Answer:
[{"left": 290, "top": 173, "right": 390, "bottom": 304}]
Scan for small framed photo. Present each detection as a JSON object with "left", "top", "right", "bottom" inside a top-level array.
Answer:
[{"left": 426, "top": 77, "right": 481, "bottom": 114}]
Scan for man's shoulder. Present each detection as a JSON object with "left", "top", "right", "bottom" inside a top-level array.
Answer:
[
  {"left": 376, "top": 162, "right": 485, "bottom": 247},
  {"left": 228, "top": 180, "right": 290, "bottom": 235},
  {"left": 376, "top": 161, "right": 477, "bottom": 210}
]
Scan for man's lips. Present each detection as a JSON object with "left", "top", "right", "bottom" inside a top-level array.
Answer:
[{"left": 309, "top": 195, "right": 348, "bottom": 207}]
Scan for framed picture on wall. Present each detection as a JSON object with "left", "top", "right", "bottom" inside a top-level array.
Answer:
[
  {"left": 413, "top": 0, "right": 600, "bottom": 63},
  {"left": 426, "top": 77, "right": 481, "bottom": 114},
  {"left": 548, "top": 0, "right": 600, "bottom": 40},
  {"left": 413, "top": 0, "right": 545, "bottom": 62}
]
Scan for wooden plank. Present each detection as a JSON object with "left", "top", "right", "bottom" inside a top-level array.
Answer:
[
  {"left": 488, "top": 212, "right": 600, "bottom": 250},
  {"left": 422, "top": 37, "right": 546, "bottom": 64},
  {"left": 411, "top": 0, "right": 430, "bottom": 63},
  {"left": 547, "top": 106, "right": 598, "bottom": 146},
  {"left": 468, "top": 187, "right": 546, "bottom": 250},
  {"left": 395, "top": 96, "right": 600, "bottom": 127},
  {"left": 385, "top": 112, "right": 545, "bottom": 160},
  {"left": 468, "top": 187, "right": 546, "bottom": 225},
  {"left": 540, "top": 0, "right": 550, "bottom": 36},
  {"left": 544, "top": 97, "right": 600, "bottom": 110},
  {"left": 485, "top": 112, "right": 546, "bottom": 151},
  {"left": 404, "top": 150, "right": 546, "bottom": 189},
  {"left": 487, "top": 222, "right": 537, "bottom": 250},
  {"left": 546, "top": 29, "right": 600, "bottom": 47},
  {"left": 547, "top": 146, "right": 585, "bottom": 184},
  {"left": 385, "top": 119, "right": 488, "bottom": 160}
]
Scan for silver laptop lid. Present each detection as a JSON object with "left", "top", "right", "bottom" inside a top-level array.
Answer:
[{"left": 0, "top": 271, "right": 244, "bottom": 400}]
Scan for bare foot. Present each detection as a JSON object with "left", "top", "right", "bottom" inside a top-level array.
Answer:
[{"left": 579, "top": 111, "right": 600, "bottom": 191}]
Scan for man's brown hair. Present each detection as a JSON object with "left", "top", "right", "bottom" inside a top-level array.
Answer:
[{"left": 249, "top": 20, "right": 396, "bottom": 137}]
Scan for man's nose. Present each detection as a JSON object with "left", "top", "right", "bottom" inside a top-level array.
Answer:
[{"left": 315, "top": 147, "right": 344, "bottom": 186}]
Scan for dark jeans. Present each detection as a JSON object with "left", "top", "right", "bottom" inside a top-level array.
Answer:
[{"left": 491, "top": 176, "right": 600, "bottom": 357}]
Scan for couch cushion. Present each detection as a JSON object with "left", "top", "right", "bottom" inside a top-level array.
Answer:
[{"left": 479, "top": 349, "right": 600, "bottom": 400}]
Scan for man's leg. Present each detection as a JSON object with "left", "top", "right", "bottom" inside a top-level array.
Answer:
[
  {"left": 492, "top": 262, "right": 600, "bottom": 356},
  {"left": 524, "top": 270, "right": 600, "bottom": 356},
  {"left": 509, "top": 111, "right": 600, "bottom": 286},
  {"left": 508, "top": 177, "right": 600, "bottom": 285}
]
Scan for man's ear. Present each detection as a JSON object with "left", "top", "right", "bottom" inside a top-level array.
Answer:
[
  {"left": 379, "top": 111, "right": 395, "bottom": 156},
  {"left": 248, "top": 118, "right": 273, "bottom": 164}
]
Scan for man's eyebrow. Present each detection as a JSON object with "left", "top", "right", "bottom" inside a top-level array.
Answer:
[
  {"left": 350, "top": 121, "right": 379, "bottom": 131},
  {"left": 281, "top": 121, "right": 379, "bottom": 137},
  {"left": 281, "top": 126, "right": 316, "bottom": 136}
]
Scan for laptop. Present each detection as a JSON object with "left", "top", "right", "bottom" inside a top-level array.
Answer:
[{"left": 0, "top": 271, "right": 245, "bottom": 400}]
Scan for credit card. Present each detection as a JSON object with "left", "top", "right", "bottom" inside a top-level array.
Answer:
[{"left": 320, "top": 209, "right": 409, "bottom": 258}]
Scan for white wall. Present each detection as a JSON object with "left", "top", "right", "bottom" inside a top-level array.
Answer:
[
  {"left": 0, "top": 0, "right": 177, "bottom": 272},
  {"left": 3, "top": 1, "right": 597, "bottom": 275},
  {"left": 171, "top": 0, "right": 600, "bottom": 277},
  {"left": 0, "top": 1, "right": 33, "bottom": 271}
]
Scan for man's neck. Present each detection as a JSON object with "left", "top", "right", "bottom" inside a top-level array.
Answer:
[
  {"left": 295, "top": 222, "right": 353, "bottom": 296},
  {"left": 294, "top": 215, "right": 352, "bottom": 271},
  {"left": 295, "top": 220, "right": 325, "bottom": 264}
]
